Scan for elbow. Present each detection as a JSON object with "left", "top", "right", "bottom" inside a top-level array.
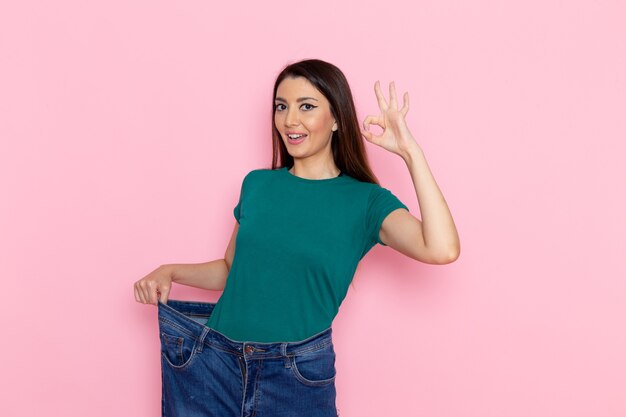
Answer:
[
  {"left": 444, "top": 245, "right": 461, "bottom": 264},
  {"left": 432, "top": 245, "right": 460, "bottom": 265},
  {"left": 442, "top": 251, "right": 460, "bottom": 264}
]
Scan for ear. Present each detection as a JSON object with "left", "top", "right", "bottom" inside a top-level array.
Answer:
[{"left": 332, "top": 121, "right": 338, "bottom": 132}]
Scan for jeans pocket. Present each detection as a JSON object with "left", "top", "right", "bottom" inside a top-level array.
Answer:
[
  {"left": 289, "top": 340, "right": 337, "bottom": 387},
  {"left": 159, "top": 322, "right": 199, "bottom": 369}
]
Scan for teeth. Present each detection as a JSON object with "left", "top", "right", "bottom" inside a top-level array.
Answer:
[{"left": 288, "top": 134, "right": 305, "bottom": 139}]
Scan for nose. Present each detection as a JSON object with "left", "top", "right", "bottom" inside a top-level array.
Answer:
[{"left": 284, "top": 107, "right": 299, "bottom": 127}]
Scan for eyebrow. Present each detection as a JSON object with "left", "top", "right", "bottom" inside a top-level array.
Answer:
[{"left": 274, "top": 96, "right": 319, "bottom": 103}]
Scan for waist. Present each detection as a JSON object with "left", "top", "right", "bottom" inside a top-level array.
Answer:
[{"left": 158, "top": 299, "right": 333, "bottom": 358}]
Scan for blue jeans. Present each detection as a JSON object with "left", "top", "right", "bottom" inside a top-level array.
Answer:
[{"left": 157, "top": 299, "right": 339, "bottom": 417}]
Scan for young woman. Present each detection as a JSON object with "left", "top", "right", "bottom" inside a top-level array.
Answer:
[{"left": 134, "top": 58, "right": 459, "bottom": 417}]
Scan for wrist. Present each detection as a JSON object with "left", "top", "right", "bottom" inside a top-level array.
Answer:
[
  {"left": 400, "top": 142, "right": 423, "bottom": 164},
  {"left": 160, "top": 264, "right": 177, "bottom": 282}
]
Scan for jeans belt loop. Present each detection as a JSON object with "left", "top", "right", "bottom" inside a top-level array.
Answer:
[
  {"left": 196, "top": 327, "right": 210, "bottom": 353},
  {"left": 281, "top": 342, "right": 292, "bottom": 368}
]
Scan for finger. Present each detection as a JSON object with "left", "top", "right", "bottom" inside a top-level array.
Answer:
[
  {"left": 363, "top": 115, "right": 384, "bottom": 131},
  {"left": 374, "top": 80, "right": 388, "bottom": 111},
  {"left": 361, "top": 128, "right": 382, "bottom": 146},
  {"left": 134, "top": 283, "right": 141, "bottom": 303},
  {"left": 139, "top": 282, "right": 148, "bottom": 304},
  {"left": 135, "top": 281, "right": 145, "bottom": 303},
  {"left": 159, "top": 285, "right": 170, "bottom": 304},
  {"left": 389, "top": 81, "right": 397, "bottom": 109},
  {"left": 140, "top": 280, "right": 154, "bottom": 304},
  {"left": 400, "top": 92, "right": 409, "bottom": 117},
  {"left": 150, "top": 282, "right": 159, "bottom": 305},
  {"left": 360, "top": 128, "right": 379, "bottom": 143}
]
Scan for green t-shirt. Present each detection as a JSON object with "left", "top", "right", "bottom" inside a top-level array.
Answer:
[{"left": 205, "top": 166, "right": 409, "bottom": 342}]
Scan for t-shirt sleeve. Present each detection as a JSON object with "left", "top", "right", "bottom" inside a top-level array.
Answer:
[
  {"left": 365, "top": 185, "right": 409, "bottom": 247},
  {"left": 233, "top": 172, "right": 249, "bottom": 223},
  {"left": 233, "top": 197, "right": 242, "bottom": 223}
]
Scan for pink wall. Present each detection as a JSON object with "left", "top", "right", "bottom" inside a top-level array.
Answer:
[{"left": 1, "top": 0, "right": 624, "bottom": 416}]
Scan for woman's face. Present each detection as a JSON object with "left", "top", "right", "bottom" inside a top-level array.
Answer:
[{"left": 274, "top": 76, "right": 337, "bottom": 160}]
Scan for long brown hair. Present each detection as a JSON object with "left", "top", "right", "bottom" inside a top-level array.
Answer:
[{"left": 270, "top": 59, "right": 381, "bottom": 185}]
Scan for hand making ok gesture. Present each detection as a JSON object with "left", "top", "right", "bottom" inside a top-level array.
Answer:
[{"left": 360, "top": 80, "right": 419, "bottom": 160}]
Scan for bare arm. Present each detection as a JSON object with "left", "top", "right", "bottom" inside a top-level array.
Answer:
[
  {"left": 133, "top": 221, "right": 239, "bottom": 304},
  {"left": 361, "top": 80, "right": 460, "bottom": 264},
  {"left": 165, "top": 259, "right": 230, "bottom": 291},
  {"left": 379, "top": 145, "right": 460, "bottom": 264}
]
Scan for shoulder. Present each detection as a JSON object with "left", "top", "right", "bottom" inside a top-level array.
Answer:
[
  {"left": 364, "top": 182, "right": 409, "bottom": 212},
  {"left": 349, "top": 180, "right": 400, "bottom": 202},
  {"left": 236, "top": 168, "right": 283, "bottom": 192},
  {"left": 239, "top": 167, "right": 276, "bottom": 182}
]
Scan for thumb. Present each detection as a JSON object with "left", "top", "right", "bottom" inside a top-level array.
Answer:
[
  {"left": 360, "top": 129, "right": 373, "bottom": 142},
  {"left": 158, "top": 285, "right": 170, "bottom": 305}
]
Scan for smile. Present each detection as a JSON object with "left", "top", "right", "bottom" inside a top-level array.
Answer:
[{"left": 286, "top": 134, "right": 307, "bottom": 144}]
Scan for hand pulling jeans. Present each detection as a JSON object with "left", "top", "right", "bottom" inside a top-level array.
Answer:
[{"left": 157, "top": 299, "right": 339, "bottom": 417}]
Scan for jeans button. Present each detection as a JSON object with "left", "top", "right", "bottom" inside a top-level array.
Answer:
[{"left": 245, "top": 345, "right": 254, "bottom": 354}]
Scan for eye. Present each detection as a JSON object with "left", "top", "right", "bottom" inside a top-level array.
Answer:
[
  {"left": 301, "top": 103, "right": 316, "bottom": 111},
  {"left": 274, "top": 103, "right": 286, "bottom": 111}
]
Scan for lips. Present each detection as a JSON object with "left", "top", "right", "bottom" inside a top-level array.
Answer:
[
  {"left": 284, "top": 130, "right": 307, "bottom": 143},
  {"left": 287, "top": 134, "right": 307, "bottom": 144}
]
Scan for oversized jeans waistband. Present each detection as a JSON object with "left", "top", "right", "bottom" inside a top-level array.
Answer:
[{"left": 157, "top": 299, "right": 333, "bottom": 359}]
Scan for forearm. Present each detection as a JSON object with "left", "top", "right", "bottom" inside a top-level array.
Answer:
[
  {"left": 402, "top": 142, "right": 460, "bottom": 260},
  {"left": 161, "top": 260, "right": 229, "bottom": 291}
]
